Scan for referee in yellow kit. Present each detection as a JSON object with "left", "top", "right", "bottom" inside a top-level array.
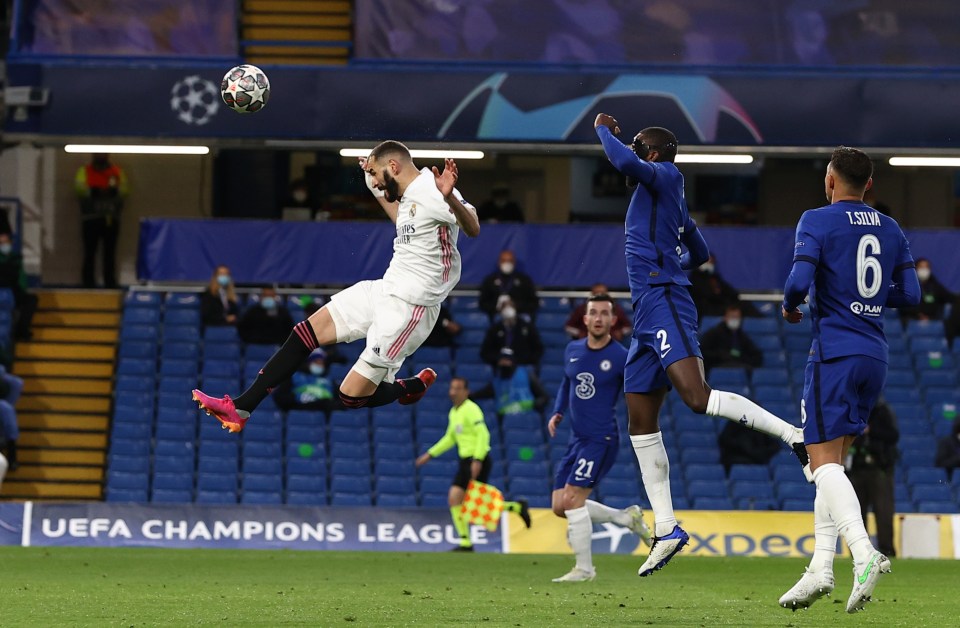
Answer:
[{"left": 416, "top": 376, "right": 531, "bottom": 551}]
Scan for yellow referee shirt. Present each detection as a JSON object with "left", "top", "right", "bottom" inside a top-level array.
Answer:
[{"left": 427, "top": 399, "right": 491, "bottom": 460}]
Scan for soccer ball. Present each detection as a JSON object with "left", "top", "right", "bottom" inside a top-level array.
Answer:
[{"left": 220, "top": 64, "right": 270, "bottom": 114}]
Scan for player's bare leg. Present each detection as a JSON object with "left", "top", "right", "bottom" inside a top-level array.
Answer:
[
  {"left": 627, "top": 390, "right": 689, "bottom": 576},
  {"left": 807, "top": 436, "right": 890, "bottom": 613},
  {"left": 666, "top": 356, "right": 811, "bottom": 480}
]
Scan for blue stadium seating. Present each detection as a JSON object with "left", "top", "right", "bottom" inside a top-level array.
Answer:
[
  {"left": 196, "top": 490, "right": 237, "bottom": 504},
  {"left": 694, "top": 497, "right": 734, "bottom": 510},
  {"left": 287, "top": 457, "right": 325, "bottom": 476},
  {"left": 197, "top": 473, "right": 237, "bottom": 492},
  {"left": 287, "top": 491, "right": 326, "bottom": 506},
  {"left": 906, "top": 467, "right": 947, "bottom": 485},
  {"left": 151, "top": 489, "right": 192, "bottom": 503},
  {"left": 119, "top": 341, "right": 158, "bottom": 359},
  {"left": 243, "top": 491, "right": 283, "bottom": 505},
  {"left": 728, "top": 465, "right": 769, "bottom": 482},
  {"left": 332, "top": 492, "right": 373, "bottom": 506},
  {"left": 731, "top": 481, "right": 775, "bottom": 500},
  {"left": 377, "top": 476, "right": 416, "bottom": 494},
  {"left": 917, "top": 501, "right": 959, "bottom": 514},
  {"left": 378, "top": 493, "right": 417, "bottom": 507}
]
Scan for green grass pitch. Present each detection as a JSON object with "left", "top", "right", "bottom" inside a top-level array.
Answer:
[{"left": 1, "top": 547, "right": 955, "bottom": 626}]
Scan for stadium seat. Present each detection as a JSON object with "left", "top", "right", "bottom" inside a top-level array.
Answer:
[
  {"left": 202, "top": 360, "right": 241, "bottom": 379},
  {"left": 241, "top": 440, "right": 281, "bottom": 459},
  {"left": 370, "top": 409, "right": 413, "bottom": 429},
  {"left": 419, "top": 476, "right": 451, "bottom": 494},
  {"left": 243, "top": 473, "right": 283, "bottom": 493},
  {"left": 730, "top": 481, "right": 774, "bottom": 500},
  {"left": 107, "top": 470, "right": 150, "bottom": 492},
  {"left": 106, "top": 487, "right": 148, "bottom": 502},
  {"left": 109, "top": 455, "right": 150, "bottom": 474},
  {"left": 165, "top": 292, "right": 201, "bottom": 309},
  {"left": 728, "top": 465, "right": 769, "bottom": 482},
  {"left": 112, "top": 421, "right": 152, "bottom": 441},
  {"left": 750, "top": 368, "right": 789, "bottom": 386},
  {"left": 506, "top": 459, "right": 548, "bottom": 478},
  {"left": 408, "top": 346, "right": 453, "bottom": 366},
  {"left": 330, "top": 411, "right": 369, "bottom": 429},
  {"left": 916, "top": 500, "right": 957, "bottom": 513},
  {"left": 117, "top": 358, "right": 155, "bottom": 377},
  {"left": 243, "top": 456, "right": 282, "bottom": 475},
  {"left": 204, "top": 343, "right": 241, "bottom": 360},
  {"left": 507, "top": 477, "right": 547, "bottom": 496},
  {"left": 601, "top": 478, "right": 640, "bottom": 497},
  {"left": 120, "top": 324, "right": 160, "bottom": 341},
  {"left": 781, "top": 499, "right": 813, "bottom": 511},
  {"left": 151, "top": 489, "right": 193, "bottom": 503},
  {"left": 375, "top": 459, "right": 415, "bottom": 477},
  {"left": 736, "top": 497, "right": 778, "bottom": 511},
  {"left": 155, "top": 422, "right": 196, "bottom": 441},
  {"left": 286, "top": 457, "right": 326, "bottom": 476},
  {"left": 693, "top": 497, "right": 733, "bottom": 510},
  {"left": 684, "top": 464, "right": 725, "bottom": 482},
  {"left": 680, "top": 447, "right": 720, "bottom": 465},
  {"left": 455, "top": 363, "right": 493, "bottom": 384},
  {"left": 118, "top": 341, "right": 158, "bottom": 360},
  {"left": 163, "top": 325, "right": 202, "bottom": 343},
  {"left": 710, "top": 367, "right": 749, "bottom": 387},
  {"left": 377, "top": 476, "right": 416, "bottom": 494},
  {"left": 752, "top": 335, "right": 783, "bottom": 353},
  {"left": 910, "top": 336, "right": 948, "bottom": 353},
  {"left": 906, "top": 467, "right": 948, "bottom": 486},
  {"left": 152, "top": 472, "right": 193, "bottom": 492},
  {"left": 197, "top": 473, "right": 237, "bottom": 492},
  {"left": 196, "top": 490, "right": 237, "bottom": 504},
  {"left": 919, "top": 370, "right": 957, "bottom": 389},
  {"left": 160, "top": 358, "right": 198, "bottom": 376},
  {"left": 378, "top": 493, "right": 417, "bottom": 507},
  {"left": 243, "top": 422, "right": 282, "bottom": 443},
  {"left": 125, "top": 291, "right": 162, "bottom": 309},
  {"left": 911, "top": 484, "right": 952, "bottom": 502},
  {"left": 687, "top": 480, "right": 728, "bottom": 500},
  {"left": 677, "top": 432, "right": 717, "bottom": 449},
  {"left": 331, "top": 474, "right": 371, "bottom": 494},
  {"left": 332, "top": 492, "right": 373, "bottom": 506},
  {"left": 242, "top": 491, "right": 283, "bottom": 505},
  {"left": 287, "top": 491, "right": 326, "bottom": 506},
  {"left": 164, "top": 309, "right": 201, "bottom": 326}
]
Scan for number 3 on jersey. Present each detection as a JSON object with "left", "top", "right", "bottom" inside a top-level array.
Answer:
[{"left": 656, "top": 329, "right": 672, "bottom": 359}]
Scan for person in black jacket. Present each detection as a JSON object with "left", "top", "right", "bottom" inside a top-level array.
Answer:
[
  {"left": 479, "top": 298, "right": 544, "bottom": 367},
  {"left": 698, "top": 304, "right": 763, "bottom": 373},
  {"left": 478, "top": 250, "right": 539, "bottom": 321},
  {"left": 687, "top": 255, "right": 758, "bottom": 318},
  {"left": 200, "top": 265, "right": 239, "bottom": 328},
  {"left": 935, "top": 419, "right": 960, "bottom": 481},
  {"left": 238, "top": 286, "right": 295, "bottom": 345},
  {"left": 899, "top": 258, "right": 954, "bottom": 323},
  {"left": 846, "top": 398, "right": 899, "bottom": 557},
  {"left": 0, "top": 232, "right": 37, "bottom": 340}
]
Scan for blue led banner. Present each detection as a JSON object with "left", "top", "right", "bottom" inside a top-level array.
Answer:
[
  {"left": 6, "top": 63, "right": 960, "bottom": 148},
  {"left": 137, "top": 220, "right": 960, "bottom": 292},
  {"left": 16, "top": 502, "right": 502, "bottom": 552}
]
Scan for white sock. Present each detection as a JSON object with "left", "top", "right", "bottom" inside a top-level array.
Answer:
[
  {"left": 237, "top": 409, "right": 251, "bottom": 419},
  {"left": 810, "top": 488, "right": 837, "bottom": 574},
  {"left": 585, "top": 499, "right": 630, "bottom": 526},
  {"left": 564, "top": 506, "right": 593, "bottom": 572},
  {"left": 706, "top": 389, "right": 796, "bottom": 445},
  {"left": 813, "top": 463, "right": 874, "bottom": 564},
  {"left": 630, "top": 433, "right": 676, "bottom": 537}
]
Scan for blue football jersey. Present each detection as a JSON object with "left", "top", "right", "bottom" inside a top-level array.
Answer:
[
  {"left": 597, "top": 126, "right": 700, "bottom": 296},
  {"left": 792, "top": 200, "right": 914, "bottom": 363},
  {"left": 551, "top": 338, "right": 628, "bottom": 441}
]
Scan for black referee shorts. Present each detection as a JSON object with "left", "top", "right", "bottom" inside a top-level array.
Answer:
[{"left": 452, "top": 456, "right": 492, "bottom": 490}]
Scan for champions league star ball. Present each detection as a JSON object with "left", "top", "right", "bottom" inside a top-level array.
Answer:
[{"left": 221, "top": 64, "right": 270, "bottom": 114}]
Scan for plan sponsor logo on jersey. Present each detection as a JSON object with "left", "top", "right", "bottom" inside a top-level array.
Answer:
[{"left": 849, "top": 301, "right": 883, "bottom": 317}]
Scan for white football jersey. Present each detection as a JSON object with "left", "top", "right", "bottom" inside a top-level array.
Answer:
[{"left": 381, "top": 168, "right": 467, "bottom": 306}]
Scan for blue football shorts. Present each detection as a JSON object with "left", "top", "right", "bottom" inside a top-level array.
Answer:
[
  {"left": 553, "top": 435, "right": 618, "bottom": 490},
  {"left": 625, "top": 284, "right": 702, "bottom": 393},
  {"left": 801, "top": 355, "right": 886, "bottom": 444}
]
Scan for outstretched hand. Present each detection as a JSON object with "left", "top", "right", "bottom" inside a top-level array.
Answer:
[
  {"left": 594, "top": 113, "right": 621, "bottom": 135},
  {"left": 432, "top": 158, "right": 458, "bottom": 199}
]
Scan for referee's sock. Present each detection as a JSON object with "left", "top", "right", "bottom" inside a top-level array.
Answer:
[
  {"left": 234, "top": 321, "right": 319, "bottom": 415},
  {"left": 450, "top": 506, "right": 472, "bottom": 548}
]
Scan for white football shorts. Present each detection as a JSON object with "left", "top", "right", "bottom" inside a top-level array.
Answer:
[{"left": 327, "top": 280, "right": 439, "bottom": 384}]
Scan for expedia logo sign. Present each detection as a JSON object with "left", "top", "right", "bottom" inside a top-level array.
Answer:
[{"left": 850, "top": 301, "right": 883, "bottom": 317}]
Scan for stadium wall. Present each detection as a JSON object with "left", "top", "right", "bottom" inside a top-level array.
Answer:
[
  {"left": 137, "top": 220, "right": 960, "bottom": 292},
  {"left": 1, "top": 503, "right": 957, "bottom": 559}
]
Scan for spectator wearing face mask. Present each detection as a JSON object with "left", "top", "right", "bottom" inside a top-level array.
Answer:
[
  {"left": 563, "top": 283, "right": 632, "bottom": 341},
  {"left": 899, "top": 257, "right": 955, "bottom": 321},
  {"left": 687, "top": 254, "right": 758, "bottom": 318},
  {"left": 480, "top": 297, "right": 544, "bottom": 368},
  {"left": 274, "top": 348, "right": 341, "bottom": 414},
  {"left": 698, "top": 303, "right": 763, "bottom": 373},
  {"left": 238, "top": 286, "right": 295, "bottom": 345},
  {"left": 200, "top": 265, "right": 240, "bottom": 327},
  {"left": 479, "top": 249, "right": 539, "bottom": 321},
  {"left": 0, "top": 232, "right": 37, "bottom": 340}
]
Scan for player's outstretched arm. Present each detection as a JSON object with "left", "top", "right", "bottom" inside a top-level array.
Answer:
[
  {"left": 359, "top": 156, "right": 399, "bottom": 223},
  {"left": 433, "top": 158, "right": 480, "bottom": 237},
  {"left": 594, "top": 113, "right": 656, "bottom": 184}
]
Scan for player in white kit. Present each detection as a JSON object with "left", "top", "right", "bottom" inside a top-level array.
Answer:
[{"left": 193, "top": 141, "right": 480, "bottom": 432}]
